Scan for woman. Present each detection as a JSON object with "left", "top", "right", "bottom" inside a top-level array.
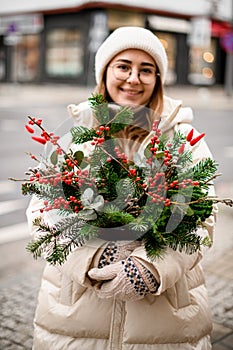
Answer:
[{"left": 27, "top": 26, "right": 216, "bottom": 349}]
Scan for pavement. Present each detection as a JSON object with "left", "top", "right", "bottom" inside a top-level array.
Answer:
[{"left": 0, "top": 83, "right": 233, "bottom": 349}]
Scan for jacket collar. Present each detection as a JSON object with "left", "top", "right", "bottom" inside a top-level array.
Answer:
[{"left": 159, "top": 95, "right": 193, "bottom": 133}]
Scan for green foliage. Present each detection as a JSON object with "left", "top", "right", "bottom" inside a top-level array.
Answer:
[
  {"left": 101, "top": 209, "right": 135, "bottom": 227},
  {"left": 88, "top": 94, "right": 134, "bottom": 133},
  {"left": 22, "top": 182, "right": 65, "bottom": 203},
  {"left": 22, "top": 94, "right": 226, "bottom": 265},
  {"left": 22, "top": 182, "right": 39, "bottom": 196},
  {"left": 108, "top": 106, "right": 134, "bottom": 134},
  {"left": 94, "top": 160, "right": 131, "bottom": 202},
  {"left": 192, "top": 158, "right": 218, "bottom": 182},
  {"left": 88, "top": 94, "right": 110, "bottom": 125},
  {"left": 71, "top": 125, "right": 97, "bottom": 144},
  {"left": 50, "top": 150, "right": 58, "bottom": 165},
  {"left": 142, "top": 188, "right": 213, "bottom": 260},
  {"left": 180, "top": 158, "right": 218, "bottom": 186},
  {"left": 26, "top": 216, "right": 98, "bottom": 265},
  {"left": 168, "top": 131, "right": 186, "bottom": 151}
]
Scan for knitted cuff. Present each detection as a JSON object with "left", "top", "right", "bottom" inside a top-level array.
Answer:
[
  {"left": 98, "top": 242, "right": 118, "bottom": 268},
  {"left": 98, "top": 241, "right": 140, "bottom": 268},
  {"left": 124, "top": 257, "right": 159, "bottom": 296}
]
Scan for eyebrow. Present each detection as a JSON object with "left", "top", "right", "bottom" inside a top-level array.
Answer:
[{"left": 115, "top": 59, "right": 155, "bottom": 67}]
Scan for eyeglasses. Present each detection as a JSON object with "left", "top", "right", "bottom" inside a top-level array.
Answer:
[{"left": 108, "top": 63, "right": 160, "bottom": 85}]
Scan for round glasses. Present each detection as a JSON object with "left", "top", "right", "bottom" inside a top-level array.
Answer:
[{"left": 108, "top": 63, "right": 160, "bottom": 85}]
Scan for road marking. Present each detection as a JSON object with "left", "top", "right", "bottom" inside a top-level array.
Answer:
[
  {"left": 0, "top": 181, "right": 17, "bottom": 195},
  {"left": 0, "top": 199, "right": 27, "bottom": 215},
  {"left": 0, "top": 222, "right": 30, "bottom": 244}
]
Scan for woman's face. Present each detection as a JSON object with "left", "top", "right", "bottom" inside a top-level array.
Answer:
[{"left": 106, "top": 49, "right": 158, "bottom": 107}]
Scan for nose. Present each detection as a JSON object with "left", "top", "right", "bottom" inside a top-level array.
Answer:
[{"left": 126, "top": 69, "right": 140, "bottom": 84}]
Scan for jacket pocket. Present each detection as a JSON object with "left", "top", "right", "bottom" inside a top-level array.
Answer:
[
  {"left": 59, "top": 273, "right": 87, "bottom": 305},
  {"left": 166, "top": 275, "right": 191, "bottom": 309}
]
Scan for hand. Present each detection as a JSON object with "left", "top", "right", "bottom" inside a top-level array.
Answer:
[
  {"left": 88, "top": 257, "right": 158, "bottom": 301},
  {"left": 98, "top": 240, "right": 141, "bottom": 268}
]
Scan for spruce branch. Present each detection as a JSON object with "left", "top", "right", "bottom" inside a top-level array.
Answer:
[
  {"left": 106, "top": 105, "right": 134, "bottom": 133},
  {"left": 26, "top": 216, "right": 99, "bottom": 265},
  {"left": 71, "top": 126, "right": 97, "bottom": 144},
  {"left": 88, "top": 94, "right": 110, "bottom": 125}
]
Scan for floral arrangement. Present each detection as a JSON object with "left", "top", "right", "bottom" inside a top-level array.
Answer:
[{"left": 12, "top": 94, "right": 232, "bottom": 265}]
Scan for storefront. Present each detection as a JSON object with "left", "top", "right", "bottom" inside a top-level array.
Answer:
[
  {"left": 0, "top": 14, "right": 43, "bottom": 82},
  {"left": 147, "top": 15, "right": 226, "bottom": 86},
  {"left": 0, "top": 36, "right": 6, "bottom": 81},
  {"left": 40, "top": 11, "right": 92, "bottom": 84},
  {"left": 42, "top": 9, "right": 146, "bottom": 85},
  {"left": 0, "top": 9, "right": 229, "bottom": 86},
  {"left": 0, "top": 9, "right": 146, "bottom": 85}
]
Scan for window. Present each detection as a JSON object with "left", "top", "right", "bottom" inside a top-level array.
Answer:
[
  {"left": 0, "top": 44, "right": 6, "bottom": 81},
  {"left": 46, "top": 29, "right": 84, "bottom": 78},
  {"left": 188, "top": 39, "right": 216, "bottom": 85},
  {"left": 153, "top": 32, "right": 177, "bottom": 85},
  {"left": 12, "top": 34, "right": 40, "bottom": 82}
]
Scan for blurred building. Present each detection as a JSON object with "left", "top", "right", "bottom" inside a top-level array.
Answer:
[{"left": 0, "top": 0, "right": 232, "bottom": 86}]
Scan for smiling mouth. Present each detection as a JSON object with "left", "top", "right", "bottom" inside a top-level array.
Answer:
[{"left": 120, "top": 88, "right": 142, "bottom": 95}]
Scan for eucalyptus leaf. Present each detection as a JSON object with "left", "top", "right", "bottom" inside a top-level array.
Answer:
[
  {"left": 155, "top": 151, "right": 165, "bottom": 158},
  {"left": 80, "top": 188, "right": 104, "bottom": 212},
  {"left": 50, "top": 150, "right": 58, "bottom": 165},
  {"left": 134, "top": 153, "right": 148, "bottom": 168},
  {"left": 186, "top": 206, "right": 194, "bottom": 216},
  {"left": 81, "top": 188, "right": 94, "bottom": 206},
  {"left": 92, "top": 195, "right": 104, "bottom": 211},
  {"left": 74, "top": 150, "right": 84, "bottom": 165},
  {"left": 77, "top": 208, "right": 97, "bottom": 220},
  {"left": 144, "top": 146, "right": 152, "bottom": 159}
]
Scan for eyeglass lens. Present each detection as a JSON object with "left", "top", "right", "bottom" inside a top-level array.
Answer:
[{"left": 110, "top": 64, "right": 158, "bottom": 84}]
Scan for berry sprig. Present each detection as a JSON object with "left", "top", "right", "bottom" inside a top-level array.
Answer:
[
  {"left": 25, "top": 116, "right": 61, "bottom": 147},
  {"left": 114, "top": 147, "right": 128, "bottom": 164},
  {"left": 186, "top": 128, "right": 205, "bottom": 146},
  {"left": 91, "top": 125, "right": 110, "bottom": 146},
  {"left": 25, "top": 116, "right": 80, "bottom": 169}
]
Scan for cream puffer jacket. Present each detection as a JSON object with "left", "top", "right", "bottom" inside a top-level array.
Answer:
[{"left": 27, "top": 96, "right": 216, "bottom": 350}]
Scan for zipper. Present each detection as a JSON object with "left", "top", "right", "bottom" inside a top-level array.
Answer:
[{"left": 109, "top": 298, "right": 125, "bottom": 350}]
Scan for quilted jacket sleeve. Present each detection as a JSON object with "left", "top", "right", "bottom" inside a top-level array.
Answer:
[
  {"left": 67, "top": 101, "right": 96, "bottom": 128},
  {"left": 131, "top": 223, "right": 215, "bottom": 296}
]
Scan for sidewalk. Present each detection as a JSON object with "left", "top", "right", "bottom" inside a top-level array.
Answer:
[
  {"left": 203, "top": 172, "right": 233, "bottom": 348},
  {"left": 165, "top": 84, "right": 233, "bottom": 110},
  {"left": 0, "top": 206, "right": 232, "bottom": 350},
  {"left": 202, "top": 204, "right": 233, "bottom": 349},
  {"left": 0, "top": 82, "right": 232, "bottom": 349},
  {"left": 0, "top": 82, "right": 233, "bottom": 110}
]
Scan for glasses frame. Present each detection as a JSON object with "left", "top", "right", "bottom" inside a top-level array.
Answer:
[{"left": 108, "top": 63, "right": 160, "bottom": 85}]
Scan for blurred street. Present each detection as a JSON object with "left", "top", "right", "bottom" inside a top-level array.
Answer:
[{"left": 0, "top": 82, "right": 233, "bottom": 349}]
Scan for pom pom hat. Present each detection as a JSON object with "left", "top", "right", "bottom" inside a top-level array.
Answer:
[{"left": 95, "top": 26, "right": 168, "bottom": 85}]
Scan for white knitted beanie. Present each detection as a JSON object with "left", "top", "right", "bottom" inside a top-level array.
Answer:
[{"left": 95, "top": 26, "right": 168, "bottom": 84}]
